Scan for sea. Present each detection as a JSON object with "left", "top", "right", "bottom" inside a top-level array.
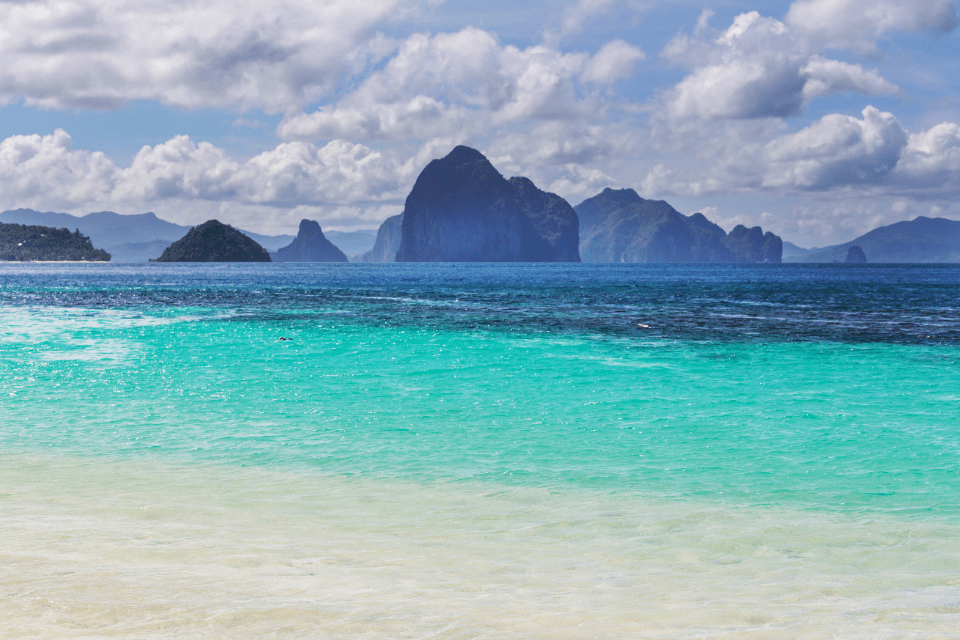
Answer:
[{"left": 1, "top": 262, "right": 958, "bottom": 639}]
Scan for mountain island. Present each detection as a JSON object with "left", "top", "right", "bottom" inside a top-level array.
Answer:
[
  {"left": 395, "top": 146, "right": 580, "bottom": 262},
  {"left": 576, "top": 188, "right": 781, "bottom": 263},
  {"left": 154, "top": 220, "right": 271, "bottom": 262},
  {"left": 272, "top": 220, "right": 348, "bottom": 262},
  {"left": 364, "top": 148, "right": 781, "bottom": 263},
  {"left": 0, "top": 223, "right": 110, "bottom": 261}
]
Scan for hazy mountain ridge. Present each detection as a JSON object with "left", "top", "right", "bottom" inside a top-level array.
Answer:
[
  {"left": 784, "top": 217, "right": 960, "bottom": 263},
  {"left": 0, "top": 209, "right": 294, "bottom": 262},
  {"left": 324, "top": 229, "right": 378, "bottom": 257},
  {"left": 575, "top": 188, "right": 781, "bottom": 263}
]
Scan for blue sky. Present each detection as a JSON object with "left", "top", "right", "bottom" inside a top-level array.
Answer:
[{"left": 2, "top": 0, "right": 959, "bottom": 246}]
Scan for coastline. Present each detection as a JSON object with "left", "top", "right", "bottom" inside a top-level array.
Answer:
[{"left": 4, "top": 451, "right": 959, "bottom": 638}]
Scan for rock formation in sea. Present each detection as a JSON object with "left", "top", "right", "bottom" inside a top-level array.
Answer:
[
  {"left": 0, "top": 223, "right": 110, "bottom": 261},
  {"left": 154, "top": 220, "right": 271, "bottom": 262},
  {"left": 723, "top": 225, "right": 784, "bottom": 264},
  {"left": 845, "top": 245, "right": 867, "bottom": 263},
  {"left": 272, "top": 220, "right": 348, "bottom": 262},
  {"left": 575, "top": 188, "right": 782, "bottom": 263},
  {"left": 395, "top": 146, "right": 580, "bottom": 262},
  {"left": 360, "top": 214, "right": 403, "bottom": 262}
]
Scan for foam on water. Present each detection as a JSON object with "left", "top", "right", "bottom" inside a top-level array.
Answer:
[{"left": 2, "top": 453, "right": 959, "bottom": 639}]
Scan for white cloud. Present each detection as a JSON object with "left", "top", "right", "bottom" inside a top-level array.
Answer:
[
  {"left": 0, "top": 130, "right": 116, "bottom": 210},
  {"left": 0, "top": 129, "right": 416, "bottom": 231},
  {"left": 661, "top": 11, "right": 897, "bottom": 122},
  {"left": 559, "top": 0, "right": 618, "bottom": 36},
  {"left": 488, "top": 120, "right": 639, "bottom": 168},
  {"left": 580, "top": 40, "right": 645, "bottom": 84},
  {"left": 786, "top": 0, "right": 958, "bottom": 51},
  {"left": 0, "top": 0, "right": 416, "bottom": 111},
  {"left": 800, "top": 57, "right": 897, "bottom": 100},
  {"left": 763, "top": 106, "right": 907, "bottom": 190},
  {"left": 892, "top": 122, "right": 960, "bottom": 193},
  {"left": 278, "top": 27, "right": 641, "bottom": 143}
]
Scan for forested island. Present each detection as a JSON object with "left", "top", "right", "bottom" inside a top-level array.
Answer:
[{"left": 0, "top": 223, "right": 110, "bottom": 261}]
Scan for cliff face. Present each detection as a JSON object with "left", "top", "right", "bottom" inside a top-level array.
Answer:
[
  {"left": 723, "top": 225, "right": 783, "bottom": 263},
  {"left": 575, "top": 188, "right": 782, "bottom": 263},
  {"left": 360, "top": 214, "right": 403, "bottom": 262},
  {"left": 272, "top": 220, "right": 347, "bottom": 262},
  {"left": 395, "top": 146, "right": 580, "bottom": 262},
  {"left": 154, "top": 220, "right": 271, "bottom": 262},
  {"left": 845, "top": 245, "right": 868, "bottom": 263},
  {"left": 0, "top": 223, "right": 110, "bottom": 261}
]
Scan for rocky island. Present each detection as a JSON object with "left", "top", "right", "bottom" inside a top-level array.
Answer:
[
  {"left": 154, "top": 220, "right": 271, "bottom": 262},
  {"left": 575, "top": 188, "right": 781, "bottom": 263},
  {"left": 395, "top": 146, "right": 580, "bottom": 262},
  {"left": 272, "top": 219, "right": 347, "bottom": 262},
  {"left": 0, "top": 222, "right": 110, "bottom": 261},
  {"left": 360, "top": 214, "right": 403, "bottom": 263}
]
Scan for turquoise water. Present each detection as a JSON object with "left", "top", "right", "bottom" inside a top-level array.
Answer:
[{"left": 2, "top": 263, "right": 959, "bottom": 637}]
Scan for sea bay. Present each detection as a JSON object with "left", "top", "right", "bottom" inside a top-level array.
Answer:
[{"left": 2, "top": 263, "right": 959, "bottom": 637}]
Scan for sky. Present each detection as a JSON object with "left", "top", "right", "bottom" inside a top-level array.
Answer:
[{"left": 2, "top": 0, "right": 960, "bottom": 247}]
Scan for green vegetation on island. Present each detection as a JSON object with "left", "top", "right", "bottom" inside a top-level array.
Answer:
[
  {"left": 154, "top": 220, "right": 271, "bottom": 262},
  {"left": 0, "top": 222, "right": 110, "bottom": 261}
]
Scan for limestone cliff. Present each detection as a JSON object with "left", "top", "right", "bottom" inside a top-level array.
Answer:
[
  {"left": 845, "top": 245, "right": 867, "bottom": 263},
  {"left": 575, "top": 188, "right": 782, "bottom": 263},
  {"left": 395, "top": 146, "right": 580, "bottom": 262},
  {"left": 723, "top": 225, "right": 783, "bottom": 264},
  {"left": 272, "top": 220, "right": 347, "bottom": 262},
  {"left": 360, "top": 214, "right": 403, "bottom": 262}
]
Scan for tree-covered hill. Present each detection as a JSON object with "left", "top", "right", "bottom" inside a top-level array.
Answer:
[{"left": 0, "top": 223, "right": 111, "bottom": 261}]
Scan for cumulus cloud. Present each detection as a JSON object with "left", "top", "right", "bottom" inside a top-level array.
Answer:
[
  {"left": 0, "top": 128, "right": 415, "bottom": 228},
  {"left": 892, "top": 123, "right": 960, "bottom": 194},
  {"left": 0, "top": 130, "right": 115, "bottom": 209},
  {"left": 763, "top": 106, "right": 907, "bottom": 189},
  {"left": 661, "top": 11, "right": 897, "bottom": 122},
  {"left": 278, "top": 27, "right": 642, "bottom": 143},
  {"left": 580, "top": 40, "right": 645, "bottom": 83},
  {"left": 0, "top": 0, "right": 415, "bottom": 111},
  {"left": 786, "top": 0, "right": 958, "bottom": 51}
]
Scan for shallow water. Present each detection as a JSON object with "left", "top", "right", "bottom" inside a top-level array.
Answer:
[{"left": 1, "top": 263, "right": 959, "bottom": 637}]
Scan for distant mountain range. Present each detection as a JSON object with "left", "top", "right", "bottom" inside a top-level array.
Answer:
[
  {"left": 6, "top": 166, "right": 960, "bottom": 264},
  {"left": 575, "top": 188, "right": 781, "bottom": 263},
  {"left": 784, "top": 216, "right": 960, "bottom": 263},
  {"left": 324, "top": 229, "right": 378, "bottom": 258},
  {"left": 0, "top": 209, "right": 294, "bottom": 262}
]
